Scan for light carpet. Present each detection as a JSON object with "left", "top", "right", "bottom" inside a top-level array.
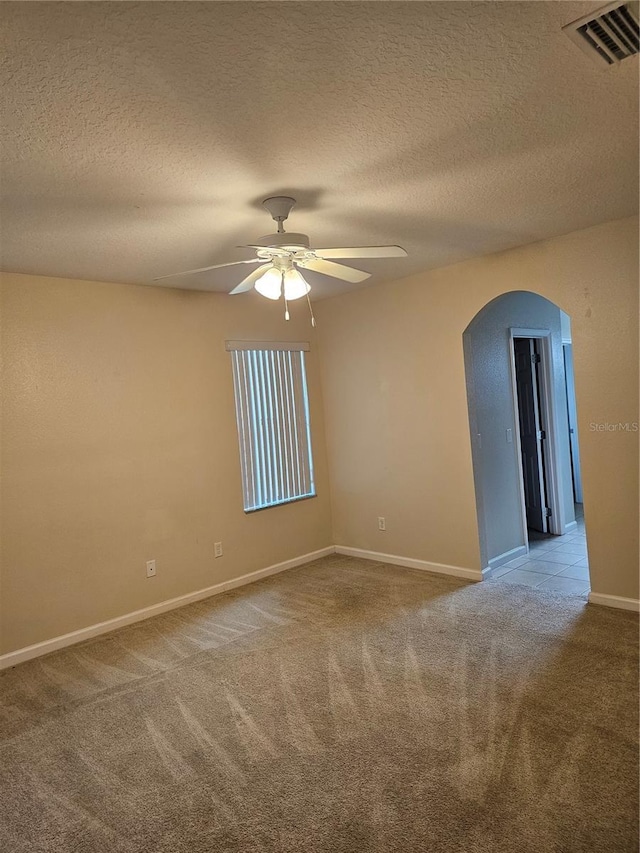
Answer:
[{"left": 0, "top": 555, "right": 638, "bottom": 852}]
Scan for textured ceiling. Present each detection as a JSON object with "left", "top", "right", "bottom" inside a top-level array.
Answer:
[{"left": 1, "top": 1, "right": 638, "bottom": 299}]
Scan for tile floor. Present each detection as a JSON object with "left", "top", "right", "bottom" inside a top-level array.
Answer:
[{"left": 488, "top": 504, "right": 590, "bottom": 596}]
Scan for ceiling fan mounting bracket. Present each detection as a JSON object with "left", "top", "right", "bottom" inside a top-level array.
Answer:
[{"left": 262, "top": 196, "right": 297, "bottom": 227}]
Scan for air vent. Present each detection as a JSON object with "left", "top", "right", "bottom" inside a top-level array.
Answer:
[{"left": 563, "top": 1, "right": 639, "bottom": 65}]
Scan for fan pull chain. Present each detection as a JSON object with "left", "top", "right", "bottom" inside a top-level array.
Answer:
[
  {"left": 284, "top": 295, "right": 290, "bottom": 321},
  {"left": 305, "top": 291, "right": 316, "bottom": 327}
]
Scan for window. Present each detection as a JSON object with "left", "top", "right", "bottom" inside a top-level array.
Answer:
[{"left": 227, "top": 341, "right": 315, "bottom": 512}]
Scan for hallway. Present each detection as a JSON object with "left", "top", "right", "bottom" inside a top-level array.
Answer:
[{"left": 488, "top": 505, "right": 589, "bottom": 596}]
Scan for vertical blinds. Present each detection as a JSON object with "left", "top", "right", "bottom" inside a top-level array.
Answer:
[{"left": 229, "top": 346, "right": 315, "bottom": 512}]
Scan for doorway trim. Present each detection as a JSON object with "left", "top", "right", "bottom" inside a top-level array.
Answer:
[
  {"left": 508, "top": 328, "right": 566, "bottom": 538},
  {"left": 563, "top": 343, "right": 583, "bottom": 504}
]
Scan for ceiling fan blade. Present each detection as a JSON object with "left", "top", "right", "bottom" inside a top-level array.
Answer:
[
  {"left": 301, "top": 258, "right": 371, "bottom": 283},
  {"left": 314, "top": 245, "right": 407, "bottom": 259},
  {"left": 153, "top": 257, "right": 261, "bottom": 281},
  {"left": 229, "top": 263, "right": 272, "bottom": 295}
]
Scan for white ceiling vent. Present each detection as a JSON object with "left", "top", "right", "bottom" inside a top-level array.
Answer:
[{"left": 563, "top": 1, "right": 639, "bottom": 65}]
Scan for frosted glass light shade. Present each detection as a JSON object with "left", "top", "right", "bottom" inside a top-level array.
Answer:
[
  {"left": 254, "top": 267, "right": 282, "bottom": 300},
  {"left": 283, "top": 268, "right": 311, "bottom": 301}
]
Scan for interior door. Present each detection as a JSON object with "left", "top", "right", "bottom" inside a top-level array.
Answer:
[{"left": 513, "top": 338, "right": 548, "bottom": 533}]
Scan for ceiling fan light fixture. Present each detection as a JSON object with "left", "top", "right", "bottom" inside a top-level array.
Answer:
[
  {"left": 283, "top": 268, "right": 311, "bottom": 301},
  {"left": 254, "top": 267, "right": 283, "bottom": 300}
]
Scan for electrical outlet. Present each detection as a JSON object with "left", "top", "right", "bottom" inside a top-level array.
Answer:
[
  {"left": 214, "top": 542, "right": 223, "bottom": 558},
  {"left": 146, "top": 559, "right": 156, "bottom": 578},
  {"left": 378, "top": 517, "right": 386, "bottom": 531}
]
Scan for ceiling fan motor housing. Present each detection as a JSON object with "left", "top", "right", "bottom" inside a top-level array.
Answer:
[{"left": 253, "top": 232, "right": 311, "bottom": 250}]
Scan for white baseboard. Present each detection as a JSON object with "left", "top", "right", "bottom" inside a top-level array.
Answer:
[
  {"left": 564, "top": 520, "right": 578, "bottom": 533},
  {"left": 222, "top": 546, "right": 334, "bottom": 591},
  {"left": 588, "top": 592, "right": 640, "bottom": 612},
  {"left": 0, "top": 546, "right": 335, "bottom": 671},
  {"left": 334, "top": 546, "right": 482, "bottom": 582},
  {"left": 487, "top": 545, "right": 528, "bottom": 571},
  {"left": 8, "top": 545, "right": 633, "bottom": 669}
]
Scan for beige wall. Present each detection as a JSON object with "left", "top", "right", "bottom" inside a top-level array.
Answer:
[
  {"left": 1, "top": 216, "right": 638, "bottom": 655},
  {"left": 316, "top": 216, "right": 639, "bottom": 600},
  {"left": 0, "top": 274, "right": 332, "bottom": 654}
]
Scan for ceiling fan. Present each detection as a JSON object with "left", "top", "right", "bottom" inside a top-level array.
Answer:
[{"left": 154, "top": 196, "right": 407, "bottom": 325}]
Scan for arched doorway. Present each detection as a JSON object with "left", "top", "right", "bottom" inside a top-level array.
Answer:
[{"left": 463, "top": 291, "right": 589, "bottom": 596}]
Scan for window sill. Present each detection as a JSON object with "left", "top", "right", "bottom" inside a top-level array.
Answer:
[{"left": 244, "top": 492, "right": 317, "bottom": 513}]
